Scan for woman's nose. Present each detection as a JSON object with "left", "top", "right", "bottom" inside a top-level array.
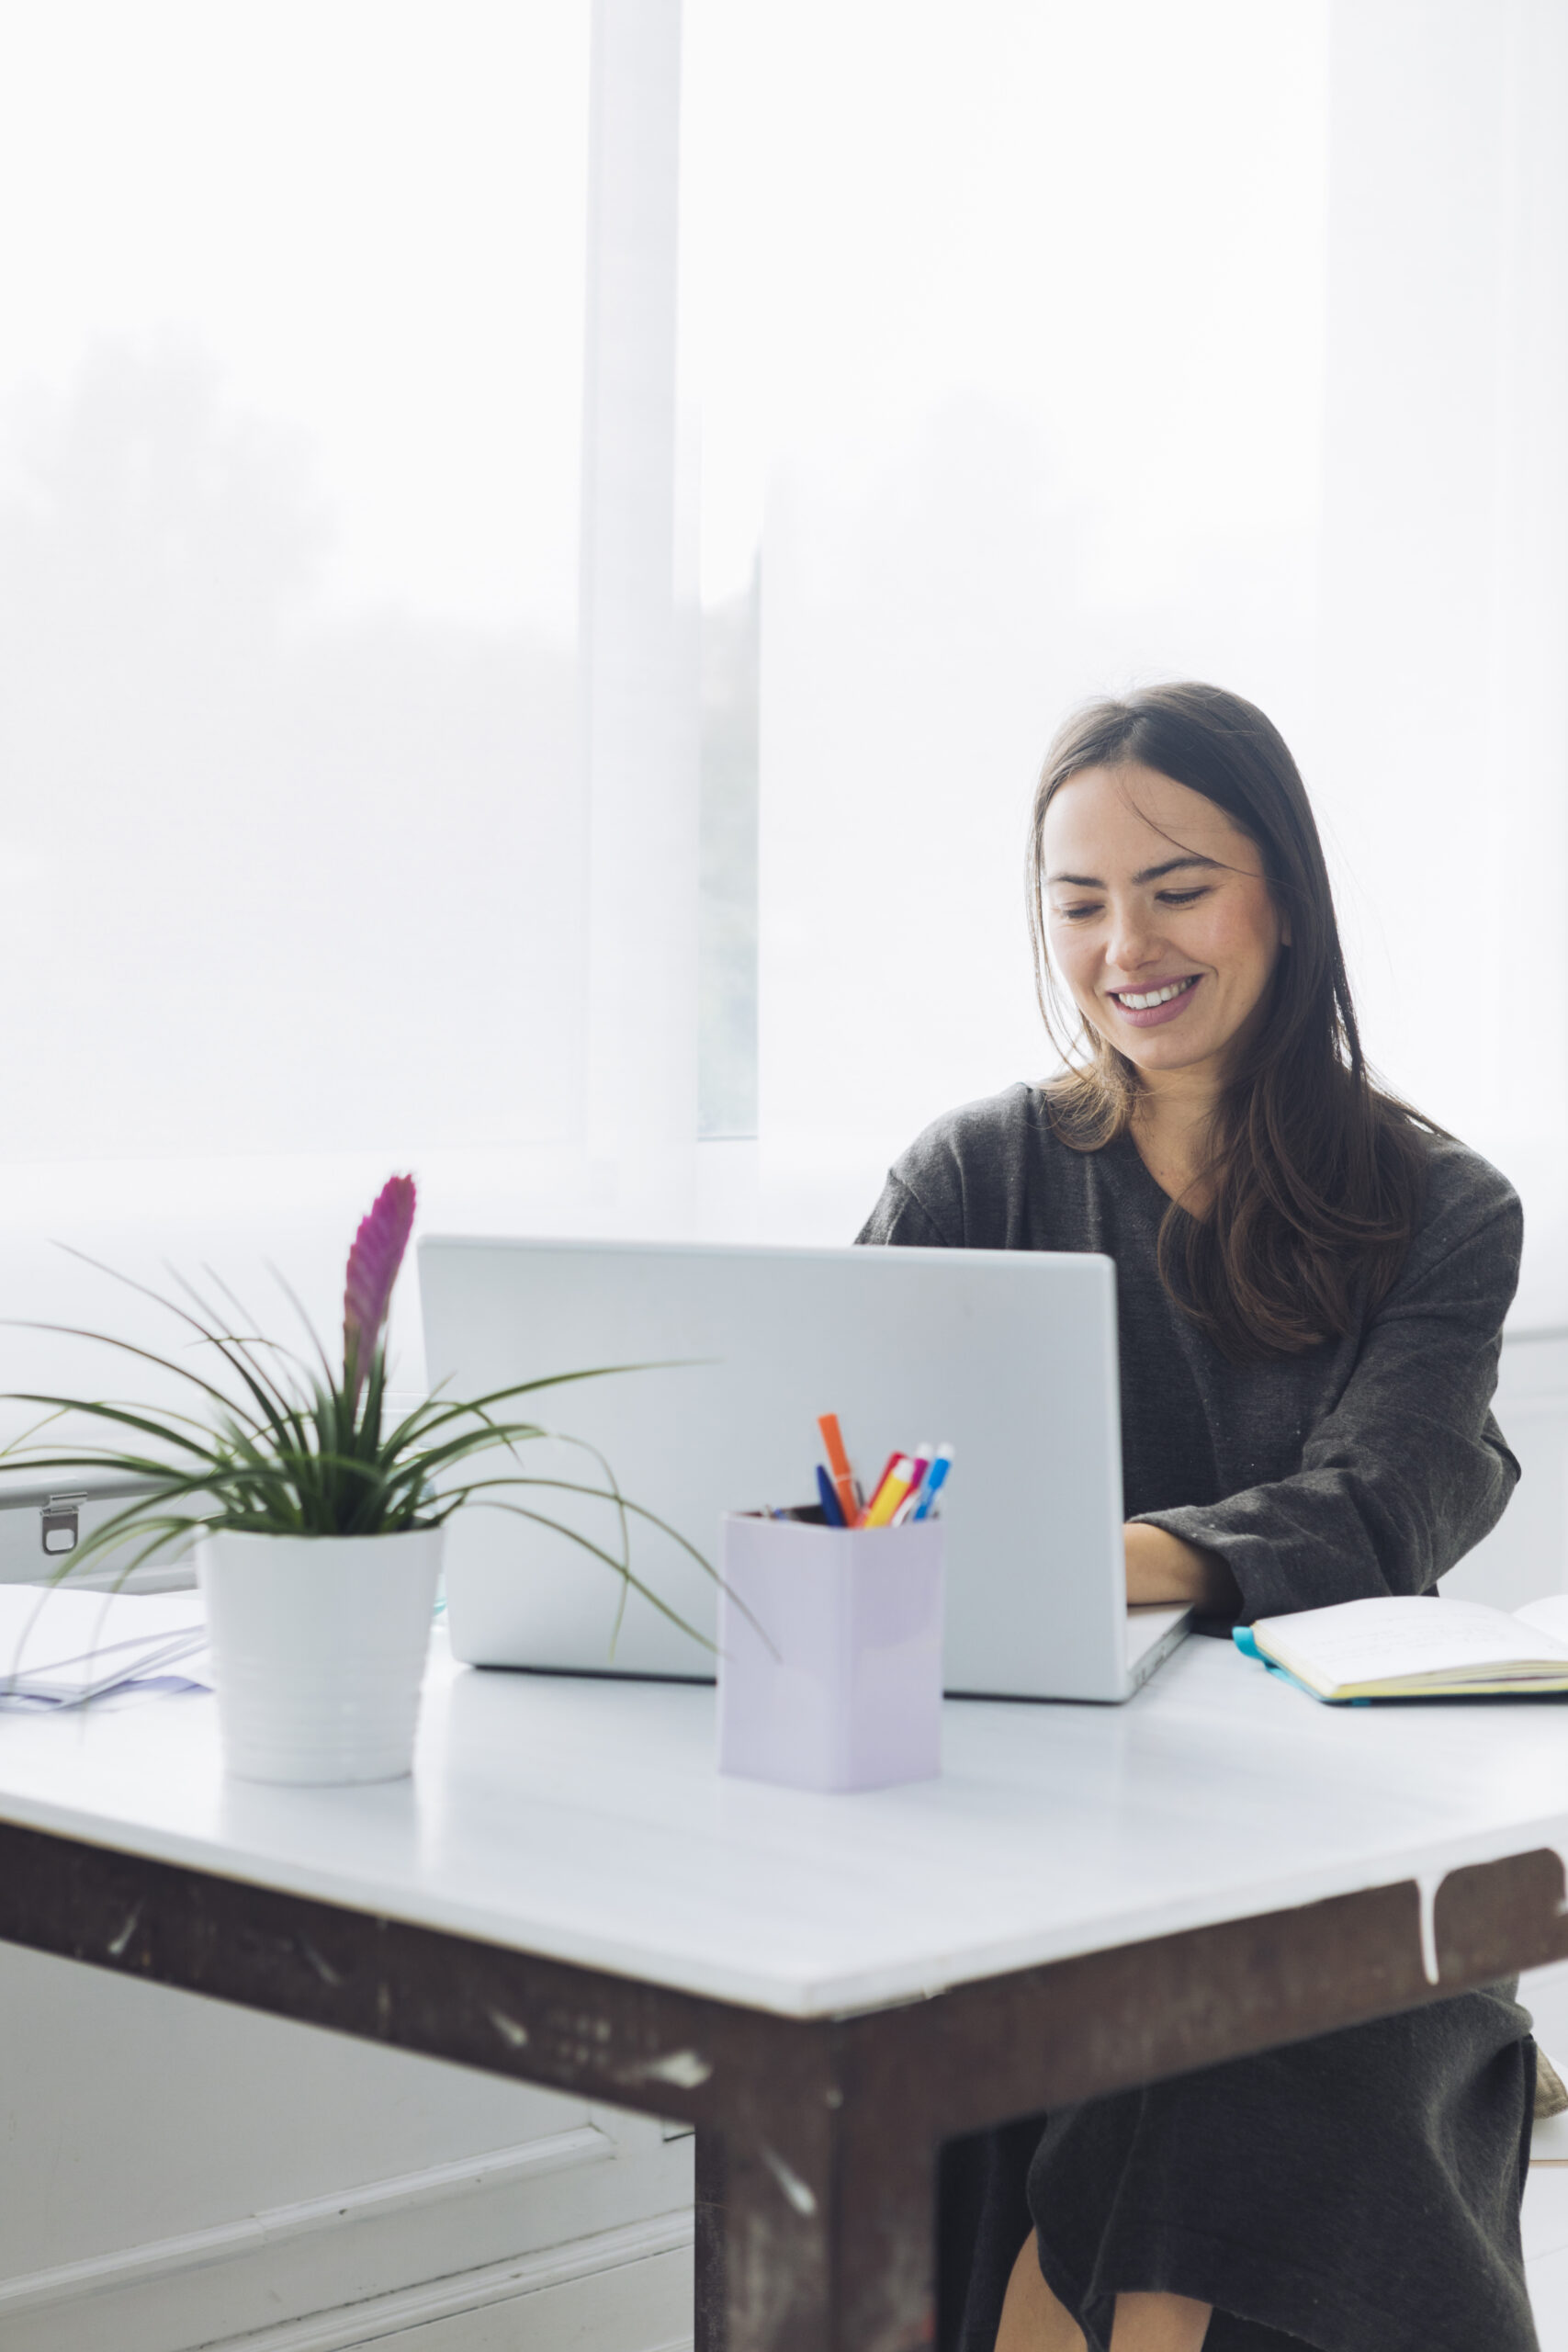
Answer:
[{"left": 1105, "top": 899, "right": 1160, "bottom": 971}]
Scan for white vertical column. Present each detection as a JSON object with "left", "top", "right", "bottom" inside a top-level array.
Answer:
[
  {"left": 578, "top": 0, "right": 698, "bottom": 1221},
  {"left": 1316, "top": 0, "right": 1568, "bottom": 1159}
]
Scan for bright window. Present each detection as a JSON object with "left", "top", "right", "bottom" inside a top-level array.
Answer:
[{"left": 1, "top": 0, "right": 1563, "bottom": 1430}]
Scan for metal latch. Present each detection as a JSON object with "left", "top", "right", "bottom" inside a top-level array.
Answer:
[{"left": 40, "top": 1494, "right": 86, "bottom": 1557}]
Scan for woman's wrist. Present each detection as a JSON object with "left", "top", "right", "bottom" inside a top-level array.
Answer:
[{"left": 1123, "top": 1520, "right": 1239, "bottom": 1612}]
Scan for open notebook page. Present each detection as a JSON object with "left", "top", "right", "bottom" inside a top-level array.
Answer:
[
  {"left": 1514, "top": 1593, "right": 1568, "bottom": 1646},
  {"left": 1256, "top": 1596, "right": 1568, "bottom": 1691}
]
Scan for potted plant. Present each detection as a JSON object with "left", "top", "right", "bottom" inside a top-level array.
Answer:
[{"left": 1, "top": 1176, "right": 711, "bottom": 1785}]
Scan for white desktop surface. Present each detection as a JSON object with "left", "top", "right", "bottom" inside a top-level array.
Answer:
[{"left": 0, "top": 1632, "right": 1564, "bottom": 2018}]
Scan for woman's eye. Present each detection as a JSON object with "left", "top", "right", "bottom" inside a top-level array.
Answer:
[
  {"left": 1158, "top": 888, "right": 1208, "bottom": 908},
  {"left": 1054, "top": 902, "right": 1101, "bottom": 922}
]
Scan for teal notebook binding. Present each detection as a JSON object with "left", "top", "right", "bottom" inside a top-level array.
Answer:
[{"left": 1232, "top": 1623, "right": 1369, "bottom": 1705}]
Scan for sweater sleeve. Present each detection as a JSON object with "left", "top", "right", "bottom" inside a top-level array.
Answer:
[{"left": 1135, "top": 1172, "right": 1524, "bottom": 1620}]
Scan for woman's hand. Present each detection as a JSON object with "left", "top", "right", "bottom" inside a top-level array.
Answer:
[{"left": 1123, "top": 1521, "right": 1239, "bottom": 1612}]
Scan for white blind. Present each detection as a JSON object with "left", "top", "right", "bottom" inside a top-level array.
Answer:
[
  {"left": 683, "top": 0, "right": 1568, "bottom": 1316},
  {"left": 0, "top": 0, "right": 591, "bottom": 1405}
]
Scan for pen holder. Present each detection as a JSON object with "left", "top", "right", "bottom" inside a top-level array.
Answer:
[{"left": 716, "top": 1510, "right": 944, "bottom": 1792}]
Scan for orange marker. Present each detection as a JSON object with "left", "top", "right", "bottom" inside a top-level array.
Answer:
[
  {"left": 817, "top": 1413, "right": 861, "bottom": 1529},
  {"left": 863, "top": 1454, "right": 916, "bottom": 1529}
]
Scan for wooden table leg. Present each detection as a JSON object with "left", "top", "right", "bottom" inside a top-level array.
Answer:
[
  {"left": 694, "top": 2130, "right": 728, "bottom": 2352},
  {"left": 695, "top": 2095, "right": 939, "bottom": 2352}
]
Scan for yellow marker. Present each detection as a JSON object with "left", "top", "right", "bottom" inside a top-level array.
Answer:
[{"left": 863, "top": 1454, "right": 915, "bottom": 1529}]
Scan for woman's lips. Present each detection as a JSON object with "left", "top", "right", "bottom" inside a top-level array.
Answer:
[{"left": 1106, "top": 975, "right": 1201, "bottom": 1029}]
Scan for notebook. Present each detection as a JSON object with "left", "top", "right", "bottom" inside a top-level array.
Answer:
[{"left": 1237, "top": 1592, "right": 1568, "bottom": 1702}]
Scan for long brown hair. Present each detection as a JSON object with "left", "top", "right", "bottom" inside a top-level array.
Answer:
[{"left": 1026, "top": 681, "right": 1430, "bottom": 1361}]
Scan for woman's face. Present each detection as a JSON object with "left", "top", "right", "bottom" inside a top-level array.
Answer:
[{"left": 1041, "top": 762, "right": 1287, "bottom": 1086}]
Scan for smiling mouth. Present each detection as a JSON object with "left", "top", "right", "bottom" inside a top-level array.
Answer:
[{"left": 1110, "top": 976, "right": 1201, "bottom": 1012}]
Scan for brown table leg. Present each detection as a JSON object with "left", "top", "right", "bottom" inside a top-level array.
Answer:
[
  {"left": 694, "top": 2130, "right": 728, "bottom": 2352},
  {"left": 694, "top": 2095, "right": 939, "bottom": 2352}
]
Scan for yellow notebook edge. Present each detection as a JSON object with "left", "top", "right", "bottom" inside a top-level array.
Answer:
[{"left": 1250, "top": 1625, "right": 1568, "bottom": 1703}]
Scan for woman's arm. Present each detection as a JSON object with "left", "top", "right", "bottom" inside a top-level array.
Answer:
[{"left": 1133, "top": 1179, "right": 1522, "bottom": 1622}]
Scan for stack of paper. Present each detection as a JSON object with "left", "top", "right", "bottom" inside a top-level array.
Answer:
[{"left": 0, "top": 1586, "right": 209, "bottom": 1709}]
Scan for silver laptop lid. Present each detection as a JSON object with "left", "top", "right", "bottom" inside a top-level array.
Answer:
[{"left": 419, "top": 1236, "right": 1130, "bottom": 1702}]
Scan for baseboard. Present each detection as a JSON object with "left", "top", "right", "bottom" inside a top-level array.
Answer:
[
  {"left": 0, "top": 2122, "right": 693, "bottom": 2352},
  {"left": 0, "top": 2126, "right": 610, "bottom": 2324},
  {"left": 195, "top": 2211, "right": 695, "bottom": 2352}
]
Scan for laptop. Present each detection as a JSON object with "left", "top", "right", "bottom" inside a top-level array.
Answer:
[{"left": 417, "top": 1237, "right": 1190, "bottom": 1704}]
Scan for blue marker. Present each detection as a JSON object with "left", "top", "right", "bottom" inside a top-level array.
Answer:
[
  {"left": 910, "top": 1445, "right": 953, "bottom": 1520},
  {"left": 816, "top": 1463, "right": 847, "bottom": 1526}
]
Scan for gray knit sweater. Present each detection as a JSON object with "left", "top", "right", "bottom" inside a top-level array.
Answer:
[{"left": 856, "top": 1082, "right": 1522, "bottom": 1622}]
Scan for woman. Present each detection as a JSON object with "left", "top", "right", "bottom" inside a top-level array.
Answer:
[{"left": 858, "top": 684, "right": 1537, "bottom": 2352}]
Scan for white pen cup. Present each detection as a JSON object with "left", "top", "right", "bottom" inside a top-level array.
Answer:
[{"left": 716, "top": 1510, "right": 944, "bottom": 1792}]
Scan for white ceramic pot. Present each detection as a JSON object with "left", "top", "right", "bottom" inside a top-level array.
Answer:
[{"left": 197, "top": 1526, "right": 445, "bottom": 1785}]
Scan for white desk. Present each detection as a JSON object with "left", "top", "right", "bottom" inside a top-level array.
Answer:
[{"left": 2, "top": 1634, "right": 1566, "bottom": 2349}]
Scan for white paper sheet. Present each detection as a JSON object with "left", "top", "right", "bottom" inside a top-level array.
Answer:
[{"left": 0, "top": 1585, "right": 209, "bottom": 1707}]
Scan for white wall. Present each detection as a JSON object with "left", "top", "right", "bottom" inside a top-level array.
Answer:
[
  {"left": 1441, "top": 1333, "right": 1568, "bottom": 1611},
  {"left": 0, "top": 1941, "right": 694, "bottom": 2352}
]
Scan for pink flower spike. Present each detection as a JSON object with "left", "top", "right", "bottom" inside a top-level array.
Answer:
[{"left": 344, "top": 1174, "right": 416, "bottom": 1394}]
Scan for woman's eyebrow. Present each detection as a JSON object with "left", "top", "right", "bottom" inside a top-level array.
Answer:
[{"left": 1046, "top": 854, "right": 1223, "bottom": 889}]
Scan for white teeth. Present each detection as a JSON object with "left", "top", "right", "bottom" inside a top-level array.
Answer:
[{"left": 1115, "top": 978, "right": 1193, "bottom": 1011}]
